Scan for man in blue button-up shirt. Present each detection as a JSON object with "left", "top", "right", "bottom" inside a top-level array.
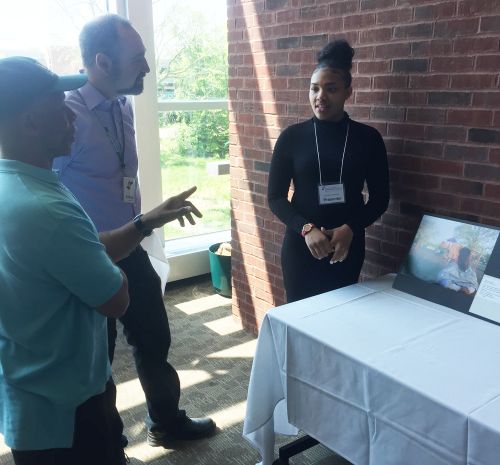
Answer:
[{"left": 53, "top": 14, "right": 216, "bottom": 446}]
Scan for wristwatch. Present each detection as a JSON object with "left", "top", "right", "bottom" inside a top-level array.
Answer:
[
  {"left": 133, "top": 214, "right": 153, "bottom": 237},
  {"left": 301, "top": 223, "right": 315, "bottom": 238}
]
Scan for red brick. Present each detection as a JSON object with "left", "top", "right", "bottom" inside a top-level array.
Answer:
[
  {"left": 472, "top": 91, "right": 500, "bottom": 108},
  {"left": 480, "top": 15, "right": 500, "bottom": 33},
  {"left": 344, "top": 12, "right": 377, "bottom": 30},
  {"left": 458, "top": 0, "right": 500, "bottom": 15},
  {"left": 389, "top": 154, "right": 422, "bottom": 171},
  {"left": 394, "top": 23, "right": 433, "bottom": 39},
  {"left": 414, "top": 2, "right": 456, "bottom": 20},
  {"left": 409, "top": 74, "right": 449, "bottom": 89},
  {"left": 461, "top": 198, "right": 500, "bottom": 219},
  {"left": 441, "top": 178, "right": 483, "bottom": 196},
  {"left": 407, "top": 108, "right": 446, "bottom": 124},
  {"left": 434, "top": 18, "right": 480, "bottom": 38},
  {"left": 350, "top": 77, "right": 370, "bottom": 90},
  {"left": 390, "top": 91, "right": 427, "bottom": 105},
  {"left": 444, "top": 144, "right": 489, "bottom": 162},
  {"left": 329, "top": 1, "right": 359, "bottom": 16},
  {"left": 404, "top": 140, "right": 443, "bottom": 157},
  {"left": 313, "top": 17, "right": 343, "bottom": 33},
  {"left": 358, "top": 60, "right": 391, "bottom": 74},
  {"left": 376, "top": 8, "right": 412, "bottom": 25},
  {"left": 465, "top": 163, "right": 500, "bottom": 182},
  {"left": 431, "top": 56, "right": 475, "bottom": 72},
  {"left": 355, "top": 91, "right": 389, "bottom": 104},
  {"left": 425, "top": 125, "right": 466, "bottom": 142},
  {"left": 447, "top": 109, "right": 493, "bottom": 127},
  {"left": 452, "top": 75, "right": 497, "bottom": 90},
  {"left": 397, "top": 172, "right": 440, "bottom": 189},
  {"left": 484, "top": 184, "right": 500, "bottom": 199},
  {"left": 288, "top": 21, "right": 314, "bottom": 35},
  {"left": 354, "top": 45, "right": 376, "bottom": 59},
  {"left": 411, "top": 39, "right": 453, "bottom": 56},
  {"left": 476, "top": 55, "right": 500, "bottom": 72},
  {"left": 388, "top": 123, "right": 426, "bottom": 139},
  {"left": 276, "top": 10, "right": 299, "bottom": 23},
  {"left": 375, "top": 43, "right": 411, "bottom": 59},
  {"left": 423, "top": 158, "right": 464, "bottom": 176},
  {"left": 300, "top": 5, "right": 328, "bottom": 20},
  {"left": 417, "top": 191, "right": 460, "bottom": 210},
  {"left": 360, "top": 27, "right": 393, "bottom": 43},
  {"left": 454, "top": 37, "right": 500, "bottom": 54},
  {"left": 347, "top": 105, "right": 371, "bottom": 119},
  {"left": 361, "top": 0, "right": 396, "bottom": 10},
  {"left": 374, "top": 75, "right": 409, "bottom": 89},
  {"left": 495, "top": 111, "right": 500, "bottom": 128},
  {"left": 490, "top": 149, "right": 500, "bottom": 165}
]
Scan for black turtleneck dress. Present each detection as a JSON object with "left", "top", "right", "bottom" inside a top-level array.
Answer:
[{"left": 268, "top": 113, "right": 390, "bottom": 302}]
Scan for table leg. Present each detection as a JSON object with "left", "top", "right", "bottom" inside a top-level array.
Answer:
[{"left": 272, "top": 435, "right": 320, "bottom": 465}]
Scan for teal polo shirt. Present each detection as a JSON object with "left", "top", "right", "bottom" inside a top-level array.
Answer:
[{"left": 0, "top": 159, "right": 123, "bottom": 450}]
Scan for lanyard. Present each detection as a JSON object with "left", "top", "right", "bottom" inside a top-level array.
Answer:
[
  {"left": 313, "top": 120, "right": 349, "bottom": 186},
  {"left": 76, "top": 90, "right": 126, "bottom": 170}
]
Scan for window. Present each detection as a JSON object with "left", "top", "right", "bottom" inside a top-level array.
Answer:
[
  {"left": 0, "top": 0, "right": 114, "bottom": 71},
  {"left": 152, "top": 0, "right": 229, "bottom": 240}
]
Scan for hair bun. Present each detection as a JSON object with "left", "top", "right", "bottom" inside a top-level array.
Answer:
[{"left": 317, "top": 40, "right": 354, "bottom": 71}]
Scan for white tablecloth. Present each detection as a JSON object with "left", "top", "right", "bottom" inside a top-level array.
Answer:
[{"left": 243, "top": 275, "right": 500, "bottom": 465}]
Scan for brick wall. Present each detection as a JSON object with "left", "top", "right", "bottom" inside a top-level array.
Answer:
[{"left": 227, "top": 0, "right": 500, "bottom": 333}]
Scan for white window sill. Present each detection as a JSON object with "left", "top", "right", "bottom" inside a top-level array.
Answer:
[{"left": 164, "top": 230, "right": 231, "bottom": 282}]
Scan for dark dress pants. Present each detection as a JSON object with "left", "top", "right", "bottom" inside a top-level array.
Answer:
[
  {"left": 11, "top": 380, "right": 124, "bottom": 465},
  {"left": 107, "top": 246, "right": 181, "bottom": 431}
]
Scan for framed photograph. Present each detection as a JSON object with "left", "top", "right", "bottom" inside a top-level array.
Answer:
[{"left": 393, "top": 214, "right": 500, "bottom": 325}]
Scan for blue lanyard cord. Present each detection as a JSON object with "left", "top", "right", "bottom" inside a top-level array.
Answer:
[{"left": 76, "top": 90, "right": 126, "bottom": 169}]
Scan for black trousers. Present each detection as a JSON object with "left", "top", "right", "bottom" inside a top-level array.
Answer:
[
  {"left": 108, "top": 246, "right": 181, "bottom": 431},
  {"left": 11, "top": 381, "right": 123, "bottom": 465}
]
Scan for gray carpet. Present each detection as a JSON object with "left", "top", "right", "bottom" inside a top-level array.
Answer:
[{"left": 0, "top": 276, "right": 350, "bottom": 465}]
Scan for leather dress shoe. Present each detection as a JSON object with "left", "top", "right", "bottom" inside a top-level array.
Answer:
[{"left": 147, "top": 416, "right": 216, "bottom": 446}]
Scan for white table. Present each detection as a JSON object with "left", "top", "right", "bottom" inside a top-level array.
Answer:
[{"left": 243, "top": 275, "right": 500, "bottom": 465}]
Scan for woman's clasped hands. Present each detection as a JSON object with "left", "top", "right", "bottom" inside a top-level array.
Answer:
[{"left": 304, "top": 224, "right": 353, "bottom": 264}]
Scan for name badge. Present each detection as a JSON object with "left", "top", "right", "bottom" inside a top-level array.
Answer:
[
  {"left": 123, "top": 176, "right": 136, "bottom": 203},
  {"left": 318, "top": 183, "right": 345, "bottom": 205}
]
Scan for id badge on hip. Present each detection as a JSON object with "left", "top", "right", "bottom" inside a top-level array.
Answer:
[
  {"left": 318, "top": 183, "right": 345, "bottom": 205},
  {"left": 123, "top": 176, "right": 136, "bottom": 203}
]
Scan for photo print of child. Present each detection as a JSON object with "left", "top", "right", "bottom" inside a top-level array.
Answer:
[{"left": 394, "top": 215, "right": 500, "bottom": 313}]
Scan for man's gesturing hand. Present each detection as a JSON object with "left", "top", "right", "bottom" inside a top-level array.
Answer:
[{"left": 142, "top": 186, "right": 203, "bottom": 230}]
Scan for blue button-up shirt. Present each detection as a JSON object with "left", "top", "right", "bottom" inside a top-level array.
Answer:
[{"left": 53, "top": 82, "right": 141, "bottom": 232}]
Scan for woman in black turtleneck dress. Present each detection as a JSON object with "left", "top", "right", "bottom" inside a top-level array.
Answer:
[{"left": 268, "top": 40, "right": 390, "bottom": 302}]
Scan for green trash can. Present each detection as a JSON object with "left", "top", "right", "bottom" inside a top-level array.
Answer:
[{"left": 208, "top": 242, "right": 232, "bottom": 297}]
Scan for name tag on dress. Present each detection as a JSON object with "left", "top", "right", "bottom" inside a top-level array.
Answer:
[
  {"left": 318, "top": 183, "right": 345, "bottom": 205},
  {"left": 123, "top": 177, "right": 136, "bottom": 203}
]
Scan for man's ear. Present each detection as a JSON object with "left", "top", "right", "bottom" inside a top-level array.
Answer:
[
  {"left": 18, "top": 111, "right": 39, "bottom": 136},
  {"left": 346, "top": 86, "right": 353, "bottom": 100},
  {"left": 95, "top": 53, "right": 113, "bottom": 76}
]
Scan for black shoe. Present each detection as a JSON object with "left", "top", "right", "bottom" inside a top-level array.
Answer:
[
  {"left": 147, "top": 416, "right": 216, "bottom": 446},
  {"left": 121, "top": 434, "right": 129, "bottom": 448}
]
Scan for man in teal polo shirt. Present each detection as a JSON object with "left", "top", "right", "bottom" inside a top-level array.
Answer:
[{"left": 0, "top": 57, "right": 201, "bottom": 465}]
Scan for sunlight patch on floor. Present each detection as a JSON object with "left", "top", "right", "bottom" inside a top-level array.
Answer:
[
  {"left": 208, "top": 400, "right": 248, "bottom": 429},
  {"left": 207, "top": 339, "right": 257, "bottom": 358},
  {"left": 175, "top": 294, "right": 231, "bottom": 315},
  {"left": 203, "top": 315, "right": 243, "bottom": 335},
  {"left": 117, "top": 370, "right": 213, "bottom": 413}
]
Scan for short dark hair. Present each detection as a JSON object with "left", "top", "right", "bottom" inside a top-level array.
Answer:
[
  {"left": 79, "top": 14, "right": 133, "bottom": 68},
  {"left": 315, "top": 39, "right": 354, "bottom": 88}
]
